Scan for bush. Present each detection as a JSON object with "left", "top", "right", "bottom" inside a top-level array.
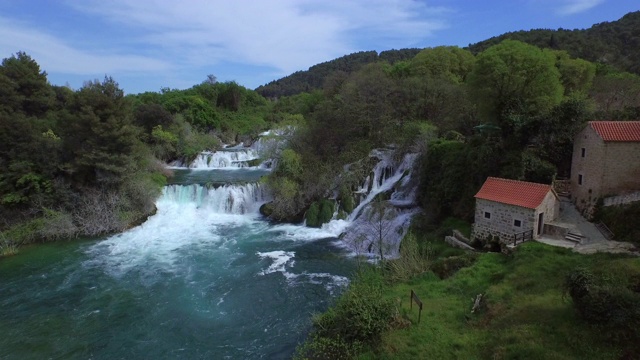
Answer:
[
  {"left": 387, "top": 233, "right": 431, "bottom": 282},
  {"left": 306, "top": 202, "right": 320, "bottom": 227},
  {"left": 593, "top": 202, "right": 640, "bottom": 244},
  {"left": 297, "top": 268, "right": 394, "bottom": 359},
  {"left": 293, "top": 334, "right": 362, "bottom": 360},
  {"left": 318, "top": 200, "right": 334, "bottom": 225},
  {"left": 564, "top": 268, "right": 640, "bottom": 343},
  {"left": 338, "top": 186, "right": 354, "bottom": 214},
  {"left": 305, "top": 200, "right": 335, "bottom": 228}
]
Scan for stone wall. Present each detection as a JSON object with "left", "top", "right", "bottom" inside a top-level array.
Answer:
[
  {"left": 603, "top": 191, "right": 640, "bottom": 207},
  {"left": 601, "top": 142, "right": 640, "bottom": 195},
  {"left": 538, "top": 191, "right": 560, "bottom": 227},
  {"left": 472, "top": 199, "right": 535, "bottom": 243},
  {"left": 571, "top": 126, "right": 605, "bottom": 215},
  {"left": 571, "top": 125, "right": 640, "bottom": 217}
]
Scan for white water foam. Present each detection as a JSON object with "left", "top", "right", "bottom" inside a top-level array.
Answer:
[
  {"left": 86, "top": 182, "right": 270, "bottom": 276},
  {"left": 284, "top": 272, "right": 349, "bottom": 294},
  {"left": 257, "top": 251, "right": 295, "bottom": 275},
  {"left": 163, "top": 183, "right": 269, "bottom": 215},
  {"left": 266, "top": 221, "right": 348, "bottom": 241},
  {"left": 257, "top": 250, "right": 349, "bottom": 294},
  {"left": 170, "top": 149, "right": 260, "bottom": 170}
]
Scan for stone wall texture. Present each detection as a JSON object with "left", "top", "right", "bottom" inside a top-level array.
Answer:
[
  {"left": 603, "top": 191, "right": 640, "bottom": 207},
  {"left": 571, "top": 126, "right": 640, "bottom": 216}
]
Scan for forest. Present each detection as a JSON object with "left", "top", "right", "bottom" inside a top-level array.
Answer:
[{"left": 2, "top": 10, "right": 640, "bottom": 359}]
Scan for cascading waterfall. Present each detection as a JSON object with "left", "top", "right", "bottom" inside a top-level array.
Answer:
[
  {"left": 162, "top": 183, "right": 269, "bottom": 214},
  {"left": 169, "top": 149, "right": 260, "bottom": 169},
  {"left": 322, "top": 150, "right": 421, "bottom": 259}
]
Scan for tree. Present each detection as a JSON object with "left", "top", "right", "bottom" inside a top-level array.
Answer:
[
  {"left": 0, "top": 51, "right": 53, "bottom": 116},
  {"left": 366, "top": 199, "right": 395, "bottom": 263},
  {"left": 468, "top": 40, "right": 563, "bottom": 124},
  {"left": 338, "top": 63, "right": 395, "bottom": 144},
  {"left": 408, "top": 46, "right": 475, "bottom": 84},
  {"left": 204, "top": 74, "right": 217, "bottom": 85},
  {"left": 134, "top": 103, "right": 174, "bottom": 132},
  {"left": 552, "top": 50, "right": 596, "bottom": 96},
  {"left": 590, "top": 71, "right": 640, "bottom": 116},
  {"left": 64, "top": 76, "right": 141, "bottom": 186}
]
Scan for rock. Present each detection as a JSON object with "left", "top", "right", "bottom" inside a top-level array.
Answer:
[
  {"left": 453, "top": 229, "right": 471, "bottom": 244},
  {"left": 259, "top": 202, "right": 274, "bottom": 217},
  {"left": 235, "top": 134, "right": 256, "bottom": 147},
  {"left": 445, "top": 236, "right": 475, "bottom": 251}
]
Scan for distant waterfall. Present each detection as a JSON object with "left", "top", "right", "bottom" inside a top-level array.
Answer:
[
  {"left": 169, "top": 149, "right": 260, "bottom": 169},
  {"left": 162, "top": 183, "right": 270, "bottom": 214}
]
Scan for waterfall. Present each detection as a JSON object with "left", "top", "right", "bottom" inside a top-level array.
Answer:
[
  {"left": 169, "top": 149, "right": 260, "bottom": 169},
  {"left": 322, "top": 150, "right": 420, "bottom": 259},
  {"left": 348, "top": 150, "right": 417, "bottom": 221},
  {"left": 162, "top": 183, "right": 270, "bottom": 214}
]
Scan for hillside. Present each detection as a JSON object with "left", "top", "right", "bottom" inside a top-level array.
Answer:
[
  {"left": 255, "top": 49, "right": 420, "bottom": 98},
  {"left": 468, "top": 11, "right": 640, "bottom": 75}
]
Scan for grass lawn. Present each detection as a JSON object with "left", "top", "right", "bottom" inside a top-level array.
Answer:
[{"left": 364, "top": 242, "right": 640, "bottom": 359}]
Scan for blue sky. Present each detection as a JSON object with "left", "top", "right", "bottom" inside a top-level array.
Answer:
[{"left": 0, "top": 0, "right": 637, "bottom": 94}]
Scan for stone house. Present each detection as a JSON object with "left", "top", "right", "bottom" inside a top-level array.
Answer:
[
  {"left": 570, "top": 121, "right": 640, "bottom": 216},
  {"left": 472, "top": 177, "right": 560, "bottom": 244}
]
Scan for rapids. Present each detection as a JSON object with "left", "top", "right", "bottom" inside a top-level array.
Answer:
[{"left": 0, "top": 146, "right": 356, "bottom": 359}]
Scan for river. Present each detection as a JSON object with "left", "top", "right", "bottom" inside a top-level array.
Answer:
[{"left": 0, "top": 150, "right": 357, "bottom": 359}]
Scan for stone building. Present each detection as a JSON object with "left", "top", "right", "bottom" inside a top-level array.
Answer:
[
  {"left": 571, "top": 121, "right": 640, "bottom": 217},
  {"left": 472, "top": 177, "right": 560, "bottom": 244}
]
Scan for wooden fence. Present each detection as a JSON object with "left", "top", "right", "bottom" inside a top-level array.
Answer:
[{"left": 513, "top": 229, "right": 533, "bottom": 246}]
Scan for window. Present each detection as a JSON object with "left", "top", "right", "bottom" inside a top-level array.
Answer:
[
  {"left": 484, "top": 211, "right": 491, "bottom": 219},
  {"left": 514, "top": 219, "right": 522, "bottom": 227},
  {"left": 578, "top": 174, "right": 583, "bottom": 185},
  {"left": 581, "top": 148, "right": 586, "bottom": 158}
]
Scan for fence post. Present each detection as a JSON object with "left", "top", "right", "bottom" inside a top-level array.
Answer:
[{"left": 410, "top": 289, "right": 423, "bottom": 324}]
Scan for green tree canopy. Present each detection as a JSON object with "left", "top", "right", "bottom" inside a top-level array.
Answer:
[
  {"left": 408, "top": 46, "right": 475, "bottom": 83},
  {"left": 468, "top": 40, "right": 564, "bottom": 121},
  {"left": 552, "top": 50, "right": 596, "bottom": 96},
  {"left": 0, "top": 51, "right": 53, "bottom": 116}
]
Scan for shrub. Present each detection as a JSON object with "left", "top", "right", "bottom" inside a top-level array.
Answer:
[
  {"left": 593, "top": 202, "right": 640, "bottom": 244},
  {"left": 339, "top": 186, "right": 354, "bottom": 214},
  {"left": 297, "top": 268, "right": 394, "bottom": 359},
  {"left": 318, "top": 200, "right": 334, "bottom": 225},
  {"left": 387, "top": 233, "right": 431, "bottom": 282},
  {"left": 564, "top": 268, "right": 640, "bottom": 343},
  {"left": 306, "top": 202, "right": 320, "bottom": 227},
  {"left": 293, "top": 334, "right": 362, "bottom": 360}
]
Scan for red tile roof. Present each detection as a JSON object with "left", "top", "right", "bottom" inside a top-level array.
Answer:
[
  {"left": 590, "top": 121, "right": 640, "bottom": 142},
  {"left": 474, "top": 177, "right": 553, "bottom": 209}
]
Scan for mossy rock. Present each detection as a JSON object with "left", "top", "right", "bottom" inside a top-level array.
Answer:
[
  {"left": 260, "top": 202, "right": 274, "bottom": 217},
  {"left": 305, "top": 199, "right": 335, "bottom": 228}
]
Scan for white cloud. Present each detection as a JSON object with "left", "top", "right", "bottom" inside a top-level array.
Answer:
[
  {"left": 0, "top": 17, "right": 170, "bottom": 76},
  {"left": 557, "top": 0, "right": 604, "bottom": 15},
  {"left": 67, "top": 0, "right": 450, "bottom": 76}
]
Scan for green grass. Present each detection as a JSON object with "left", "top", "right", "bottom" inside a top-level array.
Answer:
[{"left": 363, "top": 242, "right": 640, "bottom": 359}]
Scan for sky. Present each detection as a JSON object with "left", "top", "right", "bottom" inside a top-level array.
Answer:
[{"left": 0, "top": 0, "right": 637, "bottom": 94}]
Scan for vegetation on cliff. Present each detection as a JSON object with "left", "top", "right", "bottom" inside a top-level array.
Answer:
[{"left": 0, "top": 54, "right": 276, "bottom": 255}]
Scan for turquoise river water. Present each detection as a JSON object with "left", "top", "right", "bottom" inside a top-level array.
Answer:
[{"left": 0, "top": 168, "right": 356, "bottom": 359}]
